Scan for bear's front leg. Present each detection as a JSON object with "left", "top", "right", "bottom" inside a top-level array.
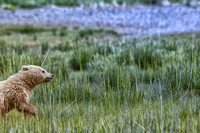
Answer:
[
  {"left": 23, "top": 111, "right": 33, "bottom": 118},
  {"left": 17, "top": 102, "right": 38, "bottom": 117},
  {"left": 0, "top": 106, "right": 5, "bottom": 119}
]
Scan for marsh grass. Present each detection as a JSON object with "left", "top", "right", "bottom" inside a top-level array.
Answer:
[
  {"left": 134, "top": 46, "right": 163, "bottom": 69},
  {"left": 78, "top": 28, "right": 117, "bottom": 39},
  {"left": 70, "top": 48, "right": 93, "bottom": 70},
  {"left": 52, "top": 42, "right": 73, "bottom": 52},
  {"left": 0, "top": 27, "right": 200, "bottom": 132},
  {"left": 0, "top": 26, "right": 51, "bottom": 34},
  {"left": 59, "top": 27, "right": 68, "bottom": 37},
  {"left": 116, "top": 49, "right": 134, "bottom": 66},
  {"left": 0, "top": 0, "right": 192, "bottom": 8},
  {"left": 41, "top": 42, "right": 49, "bottom": 54}
]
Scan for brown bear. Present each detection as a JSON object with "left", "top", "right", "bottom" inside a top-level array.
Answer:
[{"left": 0, "top": 65, "right": 54, "bottom": 118}]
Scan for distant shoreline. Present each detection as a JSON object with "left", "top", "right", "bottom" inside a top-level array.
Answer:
[{"left": 0, "top": 5, "right": 200, "bottom": 37}]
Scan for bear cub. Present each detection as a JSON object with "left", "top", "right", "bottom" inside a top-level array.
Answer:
[{"left": 0, "top": 65, "right": 54, "bottom": 118}]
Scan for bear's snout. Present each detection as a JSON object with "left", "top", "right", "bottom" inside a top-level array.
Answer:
[
  {"left": 49, "top": 73, "right": 54, "bottom": 79},
  {"left": 44, "top": 72, "right": 54, "bottom": 82}
]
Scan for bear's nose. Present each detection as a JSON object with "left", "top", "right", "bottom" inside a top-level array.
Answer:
[{"left": 52, "top": 74, "right": 54, "bottom": 77}]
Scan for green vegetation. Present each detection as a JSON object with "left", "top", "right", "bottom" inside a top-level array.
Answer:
[
  {"left": 78, "top": 28, "right": 117, "bottom": 38},
  {"left": 0, "top": 26, "right": 200, "bottom": 132},
  {"left": 0, "top": 25, "right": 51, "bottom": 35},
  {"left": 70, "top": 48, "right": 93, "bottom": 70},
  {"left": 0, "top": 0, "right": 193, "bottom": 8}
]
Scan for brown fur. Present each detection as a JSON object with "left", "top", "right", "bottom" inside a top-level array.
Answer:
[{"left": 0, "top": 65, "right": 54, "bottom": 118}]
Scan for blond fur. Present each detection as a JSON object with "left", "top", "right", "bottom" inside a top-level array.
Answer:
[{"left": 0, "top": 65, "right": 54, "bottom": 118}]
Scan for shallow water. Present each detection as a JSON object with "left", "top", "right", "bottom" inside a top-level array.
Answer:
[{"left": 0, "top": 5, "right": 200, "bottom": 37}]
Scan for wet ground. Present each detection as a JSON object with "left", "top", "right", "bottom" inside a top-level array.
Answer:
[{"left": 0, "top": 4, "right": 200, "bottom": 37}]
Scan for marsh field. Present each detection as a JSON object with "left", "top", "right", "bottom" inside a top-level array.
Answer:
[
  {"left": 0, "top": 26, "right": 200, "bottom": 132},
  {"left": 0, "top": 0, "right": 188, "bottom": 8}
]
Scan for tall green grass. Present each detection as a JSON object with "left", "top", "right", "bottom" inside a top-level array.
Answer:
[
  {"left": 0, "top": 27, "right": 200, "bottom": 132},
  {"left": 0, "top": 0, "right": 194, "bottom": 8}
]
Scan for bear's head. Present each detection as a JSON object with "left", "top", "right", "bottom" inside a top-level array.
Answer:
[{"left": 20, "top": 65, "right": 54, "bottom": 86}]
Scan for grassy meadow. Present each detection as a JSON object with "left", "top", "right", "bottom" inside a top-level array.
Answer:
[
  {"left": 0, "top": 26, "right": 200, "bottom": 132},
  {"left": 0, "top": 0, "right": 193, "bottom": 9}
]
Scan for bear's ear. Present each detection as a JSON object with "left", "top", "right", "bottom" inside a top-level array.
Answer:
[{"left": 22, "top": 65, "right": 29, "bottom": 71}]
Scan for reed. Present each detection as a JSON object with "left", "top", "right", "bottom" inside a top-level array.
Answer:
[{"left": 0, "top": 26, "right": 199, "bottom": 132}]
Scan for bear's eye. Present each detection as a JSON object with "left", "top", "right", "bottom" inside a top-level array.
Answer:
[{"left": 42, "top": 70, "right": 45, "bottom": 73}]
